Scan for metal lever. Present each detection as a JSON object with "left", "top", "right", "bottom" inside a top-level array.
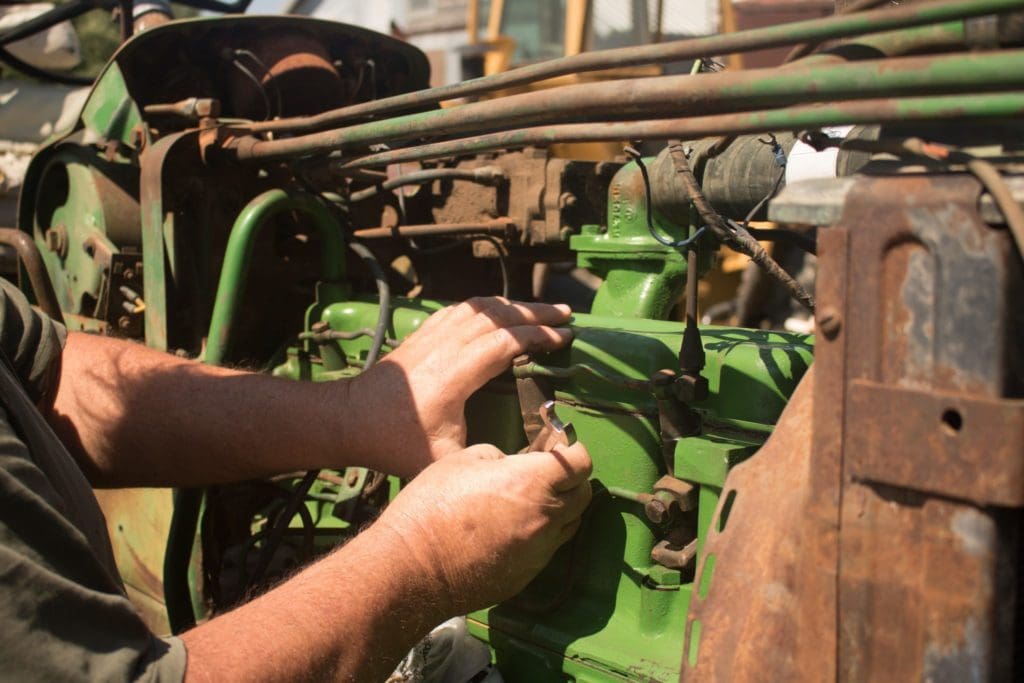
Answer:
[{"left": 529, "top": 400, "right": 577, "bottom": 451}]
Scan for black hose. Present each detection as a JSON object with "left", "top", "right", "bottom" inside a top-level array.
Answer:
[
  {"left": 165, "top": 488, "right": 203, "bottom": 633},
  {"left": 348, "top": 242, "right": 391, "bottom": 368},
  {"left": 248, "top": 470, "right": 319, "bottom": 588}
]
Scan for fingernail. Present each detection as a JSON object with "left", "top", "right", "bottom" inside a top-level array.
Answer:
[
  {"left": 554, "top": 303, "right": 572, "bottom": 316},
  {"left": 556, "top": 327, "right": 573, "bottom": 341}
]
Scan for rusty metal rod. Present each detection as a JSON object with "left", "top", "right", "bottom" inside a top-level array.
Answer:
[
  {"left": 332, "top": 91, "right": 1024, "bottom": 171},
  {"left": 352, "top": 220, "right": 513, "bottom": 239},
  {"left": 0, "top": 228, "right": 64, "bottom": 324},
  {"left": 228, "top": 49, "right": 1024, "bottom": 162},
  {"left": 244, "top": 0, "right": 1024, "bottom": 135}
]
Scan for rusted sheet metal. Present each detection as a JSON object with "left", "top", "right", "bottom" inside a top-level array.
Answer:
[
  {"left": 834, "top": 174, "right": 1021, "bottom": 682},
  {"left": 847, "top": 381, "right": 1024, "bottom": 506},
  {"left": 841, "top": 174, "right": 1022, "bottom": 399},
  {"left": 682, "top": 172, "right": 1022, "bottom": 680},
  {"left": 681, "top": 369, "right": 818, "bottom": 682},
  {"left": 838, "top": 482, "right": 1014, "bottom": 682}
]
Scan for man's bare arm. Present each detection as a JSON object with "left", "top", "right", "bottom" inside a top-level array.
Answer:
[{"left": 47, "top": 298, "right": 571, "bottom": 487}]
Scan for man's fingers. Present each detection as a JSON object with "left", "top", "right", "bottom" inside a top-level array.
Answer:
[
  {"left": 462, "top": 443, "right": 506, "bottom": 462},
  {"left": 556, "top": 479, "right": 593, "bottom": 519},
  {"left": 449, "top": 298, "right": 572, "bottom": 338},
  {"left": 516, "top": 442, "right": 593, "bottom": 493},
  {"left": 450, "top": 325, "right": 571, "bottom": 393}
]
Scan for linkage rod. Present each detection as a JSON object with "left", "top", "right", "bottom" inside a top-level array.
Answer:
[
  {"left": 228, "top": 49, "right": 1024, "bottom": 162},
  {"left": 244, "top": 0, "right": 1024, "bottom": 135},
  {"left": 331, "top": 91, "right": 1024, "bottom": 171}
]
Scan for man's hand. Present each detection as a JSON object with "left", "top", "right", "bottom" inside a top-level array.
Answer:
[
  {"left": 374, "top": 441, "right": 593, "bottom": 614},
  {"left": 345, "top": 297, "right": 573, "bottom": 475},
  {"left": 182, "top": 441, "right": 592, "bottom": 682}
]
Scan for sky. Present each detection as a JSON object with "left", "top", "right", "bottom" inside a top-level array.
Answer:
[{"left": 246, "top": 0, "right": 289, "bottom": 14}]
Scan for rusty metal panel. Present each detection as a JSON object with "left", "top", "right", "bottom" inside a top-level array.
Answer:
[
  {"left": 834, "top": 174, "right": 1022, "bottom": 682},
  {"left": 680, "top": 228, "right": 848, "bottom": 681},
  {"left": 847, "top": 381, "right": 1024, "bottom": 506}
]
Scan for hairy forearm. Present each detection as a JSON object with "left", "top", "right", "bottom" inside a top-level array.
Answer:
[
  {"left": 48, "top": 332, "right": 410, "bottom": 487},
  {"left": 181, "top": 522, "right": 450, "bottom": 682}
]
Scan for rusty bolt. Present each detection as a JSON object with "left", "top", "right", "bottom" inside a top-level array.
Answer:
[
  {"left": 644, "top": 498, "right": 670, "bottom": 524},
  {"left": 558, "top": 192, "right": 578, "bottom": 209},
  {"left": 817, "top": 306, "right": 842, "bottom": 340},
  {"left": 122, "top": 268, "right": 135, "bottom": 281},
  {"left": 117, "top": 315, "right": 132, "bottom": 331}
]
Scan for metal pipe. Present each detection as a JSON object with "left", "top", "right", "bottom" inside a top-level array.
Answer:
[
  {"left": 352, "top": 219, "right": 513, "bottom": 240},
  {"left": 203, "top": 190, "right": 346, "bottom": 365},
  {"left": 333, "top": 91, "right": 1024, "bottom": 171},
  {"left": 0, "top": 228, "right": 64, "bottom": 324},
  {"left": 244, "top": 0, "right": 1024, "bottom": 135},
  {"left": 348, "top": 166, "right": 503, "bottom": 202},
  {"left": 229, "top": 49, "right": 1024, "bottom": 162}
]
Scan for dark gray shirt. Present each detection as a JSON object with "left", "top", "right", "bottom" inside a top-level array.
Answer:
[{"left": 0, "top": 278, "right": 185, "bottom": 681}]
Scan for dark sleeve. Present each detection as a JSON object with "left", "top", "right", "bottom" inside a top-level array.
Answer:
[
  {"left": 0, "top": 415, "right": 187, "bottom": 682},
  {"left": 0, "top": 277, "right": 66, "bottom": 406},
  {"left": 0, "top": 278, "right": 187, "bottom": 681}
]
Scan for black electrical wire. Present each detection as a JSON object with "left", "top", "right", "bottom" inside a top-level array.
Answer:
[
  {"left": 247, "top": 470, "right": 319, "bottom": 588},
  {"left": 623, "top": 146, "right": 706, "bottom": 249},
  {"left": 663, "top": 140, "right": 816, "bottom": 312},
  {"left": 476, "top": 235, "right": 510, "bottom": 299},
  {"left": 234, "top": 48, "right": 282, "bottom": 119},
  {"left": 230, "top": 56, "right": 272, "bottom": 121},
  {"left": 348, "top": 242, "right": 391, "bottom": 368}
]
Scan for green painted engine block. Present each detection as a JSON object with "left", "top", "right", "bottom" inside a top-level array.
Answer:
[{"left": 271, "top": 298, "right": 811, "bottom": 682}]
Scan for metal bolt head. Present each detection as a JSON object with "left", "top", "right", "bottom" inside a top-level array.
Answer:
[
  {"left": 117, "top": 315, "right": 132, "bottom": 330},
  {"left": 644, "top": 498, "right": 669, "bottom": 524},
  {"left": 817, "top": 306, "right": 842, "bottom": 340}
]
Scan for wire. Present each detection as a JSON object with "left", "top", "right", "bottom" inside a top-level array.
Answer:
[
  {"left": 247, "top": 473, "right": 319, "bottom": 588},
  {"left": 663, "top": 140, "right": 816, "bottom": 312},
  {"left": 477, "top": 235, "right": 510, "bottom": 298},
  {"left": 348, "top": 242, "right": 392, "bottom": 368},
  {"left": 623, "top": 146, "right": 707, "bottom": 249},
  {"left": 234, "top": 49, "right": 282, "bottom": 119},
  {"left": 230, "top": 57, "right": 272, "bottom": 121}
]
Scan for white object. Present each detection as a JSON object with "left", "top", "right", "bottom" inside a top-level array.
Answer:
[
  {"left": 0, "top": 3, "right": 82, "bottom": 71},
  {"left": 387, "top": 616, "right": 502, "bottom": 683}
]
